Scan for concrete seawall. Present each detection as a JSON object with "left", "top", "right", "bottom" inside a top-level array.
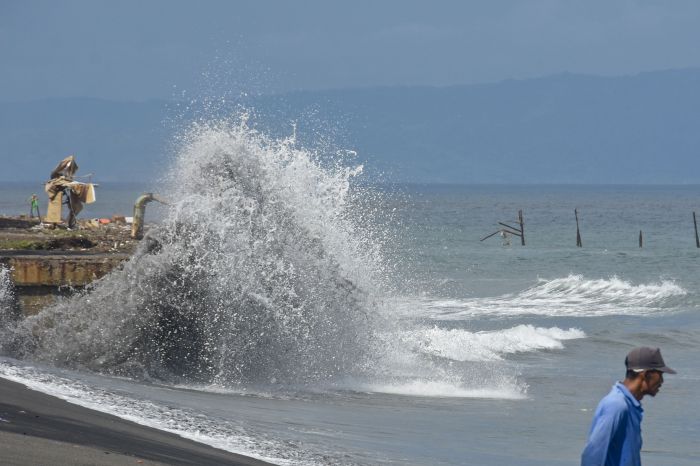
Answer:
[
  {"left": 1, "top": 251, "right": 130, "bottom": 314},
  {"left": 1, "top": 215, "right": 138, "bottom": 314}
]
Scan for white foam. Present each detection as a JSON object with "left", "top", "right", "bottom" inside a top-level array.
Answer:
[
  {"left": 362, "top": 380, "right": 526, "bottom": 400},
  {"left": 411, "top": 275, "right": 687, "bottom": 318},
  {"left": 399, "top": 325, "right": 585, "bottom": 362}
]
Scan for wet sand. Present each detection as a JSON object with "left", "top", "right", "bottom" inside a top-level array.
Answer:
[{"left": 0, "top": 377, "right": 274, "bottom": 466}]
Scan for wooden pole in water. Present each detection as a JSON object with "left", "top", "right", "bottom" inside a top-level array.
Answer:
[
  {"left": 518, "top": 210, "right": 525, "bottom": 246},
  {"left": 575, "top": 208, "right": 582, "bottom": 247},
  {"left": 480, "top": 229, "right": 504, "bottom": 242},
  {"left": 694, "top": 212, "right": 700, "bottom": 248},
  {"left": 639, "top": 230, "right": 643, "bottom": 248}
]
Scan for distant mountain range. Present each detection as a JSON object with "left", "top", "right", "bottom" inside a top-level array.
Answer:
[{"left": 2, "top": 69, "right": 699, "bottom": 184}]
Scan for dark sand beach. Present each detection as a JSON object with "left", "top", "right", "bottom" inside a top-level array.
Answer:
[{"left": 0, "top": 377, "right": 273, "bottom": 466}]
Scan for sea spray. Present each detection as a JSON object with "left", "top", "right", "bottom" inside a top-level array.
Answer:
[
  {"left": 3, "top": 118, "right": 387, "bottom": 385},
  {"left": 0, "top": 266, "right": 14, "bottom": 312},
  {"left": 0, "top": 266, "right": 19, "bottom": 343}
]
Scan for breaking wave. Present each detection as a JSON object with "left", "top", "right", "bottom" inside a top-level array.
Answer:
[
  {"left": 418, "top": 275, "right": 687, "bottom": 319},
  {"left": 0, "top": 118, "right": 583, "bottom": 401},
  {"left": 398, "top": 325, "right": 585, "bottom": 362},
  {"left": 1, "top": 118, "right": 385, "bottom": 386}
]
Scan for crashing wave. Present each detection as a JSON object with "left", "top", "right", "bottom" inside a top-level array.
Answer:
[{"left": 1, "top": 118, "right": 385, "bottom": 386}]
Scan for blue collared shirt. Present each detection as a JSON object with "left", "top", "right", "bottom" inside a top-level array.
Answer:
[{"left": 581, "top": 382, "right": 644, "bottom": 466}]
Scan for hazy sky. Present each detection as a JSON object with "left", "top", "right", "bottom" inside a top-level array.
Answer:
[{"left": 2, "top": 0, "right": 700, "bottom": 101}]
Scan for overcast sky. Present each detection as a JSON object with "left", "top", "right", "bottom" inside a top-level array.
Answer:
[{"left": 2, "top": 0, "right": 700, "bottom": 101}]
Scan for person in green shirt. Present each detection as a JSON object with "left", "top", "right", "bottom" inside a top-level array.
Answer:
[{"left": 29, "top": 193, "right": 40, "bottom": 218}]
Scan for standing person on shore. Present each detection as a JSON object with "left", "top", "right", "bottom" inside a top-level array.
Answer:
[
  {"left": 28, "top": 193, "right": 40, "bottom": 218},
  {"left": 581, "top": 347, "right": 676, "bottom": 466}
]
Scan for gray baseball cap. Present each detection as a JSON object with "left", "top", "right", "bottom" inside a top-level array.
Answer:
[{"left": 625, "top": 347, "right": 676, "bottom": 374}]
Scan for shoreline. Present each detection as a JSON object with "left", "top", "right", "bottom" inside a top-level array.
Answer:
[{"left": 0, "top": 376, "right": 274, "bottom": 466}]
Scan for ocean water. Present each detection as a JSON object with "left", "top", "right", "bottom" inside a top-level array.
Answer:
[{"left": 1, "top": 120, "right": 699, "bottom": 465}]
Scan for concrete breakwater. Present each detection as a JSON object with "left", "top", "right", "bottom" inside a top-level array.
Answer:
[
  {"left": 0, "top": 216, "right": 137, "bottom": 314},
  {"left": 1, "top": 251, "right": 130, "bottom": 314}
]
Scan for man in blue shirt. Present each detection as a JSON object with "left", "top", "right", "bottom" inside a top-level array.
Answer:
[{"left": 581, "top": 347, "right": 676, "bottom": 466}]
